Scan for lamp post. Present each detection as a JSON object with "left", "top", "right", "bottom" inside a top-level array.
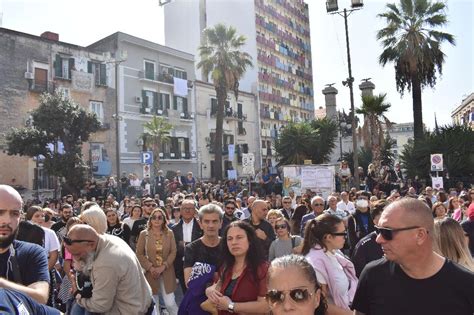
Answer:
[
  {"left": 326, "top": 0, "right": 363, "bottom": 188},
  {"left": 107, "top": 51, "right": 127, "bottom": 201}
]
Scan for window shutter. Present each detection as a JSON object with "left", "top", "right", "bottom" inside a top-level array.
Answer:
[
  {"left": 165, "top": 94, "right": 170, "bottom": 109},
  {"left": 183, "top": 98, "right": 188, "bottom": 113},
  {"left": 100, "top": 64, "right": 107, "bottom": 85},
  {"left": 158, "top": 93, "right": 164, "bottom": 110},
  {"left": 87, "top": 61, "right": 93, "bottom": 74},
  {"left": 173, "top": 96, "right": 178, "bottom": 110},
  {"left": 153, "top": 92, "right": 159, "bottom": 110},
  {"left": 184, "top": 138, "right": 189, "bottom": 154},
  {"left": 68, "top": 58, "right": 75, "bottom": 78},
  {"left": 243, "top": 144, "right": 249, "bottom": 153},
  {"left": 211, "top": 99, "right": 217, "bottom": 115},
  {"left": 54, "top": 54, "right": 62, "bottom": 78},
  {"left": 142, "top": 90, "right": 148, "bottom": 108},
  {"left": 183, "top": 71, "right": 187, "bottom": 80}
]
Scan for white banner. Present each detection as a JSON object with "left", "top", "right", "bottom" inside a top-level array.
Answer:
[
  {"left": 143, "top": 164, "right": 151, "bottom": 178},
  {"left": 227, "top": 169, "right": 237, "bottom": 179},
  {"left": 432, "top": 177, "right": 443, "bottom": 190},
  {"left": 228, "top": 144, "right": 235, "bottom": 161},
  {"left": 242, "top": 153, "right": 255, "bottom": 176}
]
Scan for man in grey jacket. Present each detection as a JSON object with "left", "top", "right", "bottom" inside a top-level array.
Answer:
[{"left": 66, "top": 224, "right": 154, "bottom": 314}]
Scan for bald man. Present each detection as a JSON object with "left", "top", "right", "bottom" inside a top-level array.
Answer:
[
  {"left": 244, "top": 199, "right": 275, "bottom": 259},
  {"left": 0, "top": 184, "right": 50, "bottom": 304},
  {"left": 66, "top": 225, "right": 154, "bottom": 314},
  {"left": 352, "top": 198, "right": 474, "bottom": 315}
]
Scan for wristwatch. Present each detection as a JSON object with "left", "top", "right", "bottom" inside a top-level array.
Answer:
[{"left": 228, "top": 301, "right": 235, "bottom": 313}]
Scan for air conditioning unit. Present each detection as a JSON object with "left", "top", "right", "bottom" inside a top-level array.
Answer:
[
  {"left": 135, "top": 96, "right": 143, "bottom": 103},
  {"left": 24, "top": 72, "right": 34, "bottom": 80},
  {"left": 157, "top": 109, "right": 163, "bottom": 115}
]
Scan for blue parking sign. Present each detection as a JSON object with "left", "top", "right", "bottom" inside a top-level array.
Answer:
[{"left": 141, "top": 151, "right": 153, "bottom": 164}]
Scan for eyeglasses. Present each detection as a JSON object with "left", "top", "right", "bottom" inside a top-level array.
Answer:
[
  {"left": 275, "top": 224, "right": 288, "bottom": 230},
  {"left": 144, "top": 203, "right": 156, "bottom": 207},
  {"left": 331, "top": 231, "right": 347, "bottom": 237},
  {"left": 374, "top": 226, "right": 421, "bottom": 241},
  {"left": 312, "top": 203, "right": 324, "bottom": 206},
  {"left": 151, "top": 215, "right": 164, "bottom": 221},
  {"left": 266, "top": 288, "right": 315, "bottom": 305},
  {"left": 63, "top": 236, "right": 94, "bottom": 246},
  {"left": 226, "top": 207, "right": 235, "bottom": 210}
]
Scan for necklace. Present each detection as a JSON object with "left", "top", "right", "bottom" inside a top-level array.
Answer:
[{"left": 232, "top": 264, "right": 246, "bottom": 279}]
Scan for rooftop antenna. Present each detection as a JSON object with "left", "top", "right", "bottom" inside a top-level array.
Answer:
[{"left": 325, "top": 83, "right": 336, "bottom": 87}]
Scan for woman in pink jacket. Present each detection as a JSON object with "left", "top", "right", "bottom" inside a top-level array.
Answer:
[{"left": 302, "top": 214, "right": 358, "bottom": 311}]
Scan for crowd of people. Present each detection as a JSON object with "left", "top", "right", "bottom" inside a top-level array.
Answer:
[{"left": 1, "top": 166, "right": 473, "bottom": 315}]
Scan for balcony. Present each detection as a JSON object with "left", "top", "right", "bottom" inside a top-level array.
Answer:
[
  {"left": 180, "top": 112, "right": 194, "bottom": 120},
  {"left": 158, "top": 73, "right": 174, "bottom": 84},
  {"left": 140, "top": 106, "right": 169, "bottom": 117},
  {"left": 29, "top": 80, "right": 54, "bottom": 93},
  {"left": 161, "top": 151, "right": 191, "bottom": 160}
]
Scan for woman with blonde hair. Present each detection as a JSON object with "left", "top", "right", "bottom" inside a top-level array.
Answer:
[
  {"left": 79, "top": 205, "right": 107, "bottom": 234},
  {"left": 434, "top": 217, "right": 474, "bottom": 272},
  {"left": 136, "top": 208, "right": 179, "bottom": 315},
  {"left": 266, "top": 209, "right": 284, "bottom": 232}
]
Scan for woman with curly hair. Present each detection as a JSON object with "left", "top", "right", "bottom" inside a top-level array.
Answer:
[{"left": 205, "top": 221, "right": 269, "bottom": 314}]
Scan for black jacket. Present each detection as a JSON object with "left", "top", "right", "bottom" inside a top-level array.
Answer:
[{"left": 172, "top": 218, "right": 203, "bottom": 275}]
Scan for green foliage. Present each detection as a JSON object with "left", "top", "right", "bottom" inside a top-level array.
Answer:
[
  {"left": 142, "top": 115, "right": 173, "bottom": 176},
  {"left": 343, "top": 135, "right": 396, "bottom": 173},
  {"left": 274, "top": 118, "right": 338, "bottom": 166},
  {"left": 197, "top": 23, "right": 253, "bottom": 179},
  {"left": 400, "top": 125, "right": 474, "bottom": 180},
  {"left": 6, "top": 92, "right": 101, "bottom": 195}
]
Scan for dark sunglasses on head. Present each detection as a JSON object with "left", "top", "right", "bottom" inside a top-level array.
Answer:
[
  {"left": 374, "top": 225, "right": 421, "bottom": 241},
  {"left": 63, "top": 236, "right": 94, "bottom": 246},
  {"left": 151, "top": 215, "right": 164, "bottom": 221},
  {"left": 275, "top": 224, "right": 288, "bottom": 230},
  {"left": 266, "top": 288, "right": 315, "bottom": 305}
]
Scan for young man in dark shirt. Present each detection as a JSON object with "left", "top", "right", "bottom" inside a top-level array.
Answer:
[
  {"left": 244, "top": 199, "right": 275, "bottom": 259},
  {"left": 130, "top": 197, "right": 155, "bottom": 244},
  {"left": 51, "top": 203, "right": 73, "bottom": 241},
  {"left": 352, "top": 198, "right": 474, "bottom": 315},
  {"left": 183, "top": 204, "right": 223, "bottom": 286}
]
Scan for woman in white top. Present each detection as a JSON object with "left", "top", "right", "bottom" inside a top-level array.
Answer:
[
  {"left": 123, "top": 205, "right": 143, "bottom": 229},
  {"left": 338, "top": 161, "right": 352, "bottom": 192}
]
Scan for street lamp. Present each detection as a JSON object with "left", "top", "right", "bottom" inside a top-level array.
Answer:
[
  {"left": 326, "top": 0, "right": 363, "bottom": 188},
  {"left": 107, "top": 51, "right": 127, "bottom": 201}
]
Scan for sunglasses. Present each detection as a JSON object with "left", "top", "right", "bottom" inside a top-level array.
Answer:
[
  {"left": 275, "top": 224, "right": 288, "bottom": 230},
  {"left": 151, "top": 215, "right": 164, "bottom": 221},
  {"left": 312, "top": 203, "right": 324, "bottom": 206},
  {"left": 374, "top": 226, "right": 420, "bottom": 241},
  {"left": 63, "top": 236, "right": 94, "bottom": 246},
  {"left": 331, "top": 231, "right": 347, "bottom": 237},
  {"left": 266, "top": 288, "right": 315, "bottom": 305}
]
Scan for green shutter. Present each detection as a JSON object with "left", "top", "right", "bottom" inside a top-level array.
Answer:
[
  {"left": 158, "top": 93, "right": 163, "bottom": 110},
  {"left": 68, "top": 58, "right": 75, "bottom": 79},
  {"left": 183, "top": 98, "right": 188, "bottom": 113},
  {"left": 153, "top": 92, "right": 159, "bottom": 110},
  {"left": 87, "top": 61, "right": 92, "bottom": 74},
  {"left": 100, "top": 64, "right": 107, "bottom": 85},
  {"left": 184, "top": 138, "right": 190, "bottom": 154},
  {"left": 165, "top": 94, "right": 170, "bottom": 109},
  {"left": 173, "top": 96, "right": 178, "bottom": 110},
  {"left": 54, "top": 54, "right": 62, "bottom": 78},
  {"left": 142, "top": 90, "right": 148, "bottom": 108}
]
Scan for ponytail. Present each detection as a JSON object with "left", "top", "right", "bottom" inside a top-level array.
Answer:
[{"left": 301, "top": 214, "right": 342, "bottom": 255}]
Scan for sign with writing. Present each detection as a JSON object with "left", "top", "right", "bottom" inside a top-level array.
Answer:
[{"left": 242, "top": 153, "right": 255, "bottom": 176}]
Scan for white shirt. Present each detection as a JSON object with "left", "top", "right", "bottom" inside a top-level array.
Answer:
[
  {"left": 315, "top": 250, "right": 350, "bottom": 306},
  {"left": 182, "top": 220, "right": 194, "bottom": 243},
  {"left": 123, "top": 217, "right": 137, "bottom": 230},
  {"left": 337, "top": 200, "right": 356, "bottom": 215},
  {"left": 42, "top": 227, "right": 60, "bottom": 254}
]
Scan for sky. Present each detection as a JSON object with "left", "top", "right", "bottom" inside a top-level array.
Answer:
[{"left": 1, "top": 0, "right": 472, "bottom": 129}]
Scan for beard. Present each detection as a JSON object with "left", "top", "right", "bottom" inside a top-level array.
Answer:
[
  {"left": 73, "top": 252, "right": 95, "bottom": 277},
  {"left": 0, "top": 225, "right": 17, "bottom": 249}
]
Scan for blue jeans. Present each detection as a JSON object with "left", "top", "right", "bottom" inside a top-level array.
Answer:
[{"left": 69, "top": 302, "right": 99, "bottom": 315}]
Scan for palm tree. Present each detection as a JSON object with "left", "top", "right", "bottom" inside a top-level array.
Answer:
[
  {"left": 142, "top": 115, "right": 173, "bottom": 176},
  {"left": 356, "top": 93, "right": 392, "bottom": 171},
  {"left": 274, "top": 119, "right": 338, "bottom": 166},
  {"left": 197, "top": 24, "right": 253, "bottom": 180},
  {"left": 377, "top": 0, "right": 455, "bottom": 141}
]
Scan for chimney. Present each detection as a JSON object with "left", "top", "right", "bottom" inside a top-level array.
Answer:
[
  {"left": 40, "top": 31, "right": 59, "bottom": 42},
  {"left": 322, "top": 85, "right": 338, "bottom": 121}
]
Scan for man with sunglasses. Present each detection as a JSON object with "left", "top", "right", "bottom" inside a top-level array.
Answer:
[
  {"left": 278, "top": 196, "right": 294, "bottom": 220},
  {"left": 300, "top": 196, "right": 325, "bottom": 236},
  {"left": 221, "top": 200, "right": 239, "bottom": 233},
  {"left": 0, "top": 185, "right": 50, "bottom": 305},
  {"left": 65, "top": 224, "right": 154, "bottom": 314},
  {"left": 130, "top": 197, "right": 155, "bottom": 245},
  {"left": 352, "top": 198, "right": 474, "bottom": 315}
]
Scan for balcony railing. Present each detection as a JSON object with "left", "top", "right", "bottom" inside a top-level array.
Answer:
[{"left": 161, "top": 151, "right": 191, "bottom": 160}]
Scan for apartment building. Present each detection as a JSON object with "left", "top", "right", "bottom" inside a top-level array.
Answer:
[
  {"left": 0, "top": 28, "right": 116, "bottom": 193},
  {"left": 88, "top": 32, "right": 198, "bottom": 178},
  {"left": 165, "top": 0, "right": 315, "bottom": 171}
]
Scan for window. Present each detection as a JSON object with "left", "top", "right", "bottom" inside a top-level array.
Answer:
[
  {"left": 54, "top": 54, "right": 74, "bottom": 80},
  {"left": 88, "top": 61, "right": 107, "bottom": 86},
  {"left": 159, "top": 93, "right": 170, "bottom": 109},
  {"left": 89, "top": 101, "right": 104, "bottom": 123},
  {"left": 174, "top": 68, "right": 187, "bottom": 80},
  {"left": 211, "top": 98, "right": 217, "bottom": 116},
  {"left": 144, "top": 60, "right": 155, "bottom": 80},
  {"left": 174, "top": 96, "right": 188, "bottom": 112},
  {"left": 142, "top": 90, "right": 156, "bottom": 109},
  {"left": 160, "top": 64, "right": 174, "bottom": 76},
  {"left": 33, "top": 68, "right": 48, "bottom": 91}
]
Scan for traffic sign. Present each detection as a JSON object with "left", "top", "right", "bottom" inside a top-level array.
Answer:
[{"left": 141, "top": 151, "right": 153, "bottom": 164}]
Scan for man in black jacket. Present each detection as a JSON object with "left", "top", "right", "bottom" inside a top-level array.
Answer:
[
  {"left": 172, "top": 199, "right": 202, "bottom": 293},
  {"left": 348, "top": 191, "right": 375, "bottom": 256}
]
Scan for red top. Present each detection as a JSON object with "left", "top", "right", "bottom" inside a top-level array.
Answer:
[{"left": 217, "top": 261, "right": 269, "bottom": 315}]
